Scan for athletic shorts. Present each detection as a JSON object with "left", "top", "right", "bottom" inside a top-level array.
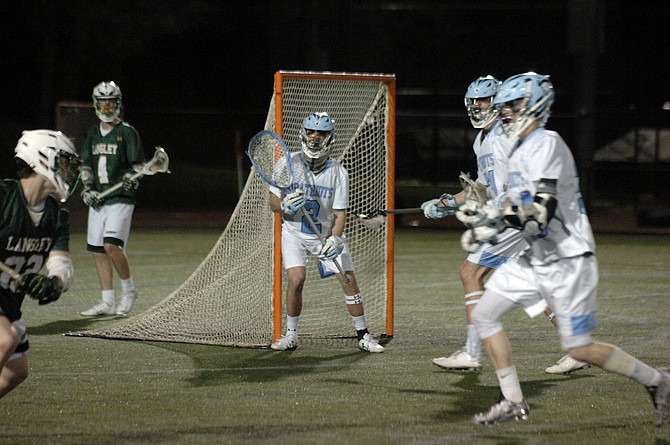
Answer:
[
  {"left": 466, "top": 227, "right": 529, "bottom": 269},
  {"left": 281, "top": 229, "right": 354, "bottom": 277},
  {"left": 486, "top": 253, "right": 598, "bottom": 349},
  {"left": 87, "top": 203, "right": 135, "bottom": 250}
]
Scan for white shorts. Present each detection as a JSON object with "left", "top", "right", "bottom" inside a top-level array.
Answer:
[
  {"left": 486, "top": 253, "right": 598, "bottom": 349},
  {"left": 466, "top": 227, "right": 529, "bottom": 269},
  {"left": 281, "top": 229, "right": 353, "bottom": 278},
  {"left": 87, "top": 203, "right": 135, "bottom": 250}
]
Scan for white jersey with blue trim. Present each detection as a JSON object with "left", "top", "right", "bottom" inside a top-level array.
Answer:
[
  {"left": 473, "top": 120, "right": 515, "bottom": 198},
  {"left": 506, "top": 127, "right": 595, "bottom": 265},
  {"left": 270, "top": 152, "right": 348, "bottom": 240}
]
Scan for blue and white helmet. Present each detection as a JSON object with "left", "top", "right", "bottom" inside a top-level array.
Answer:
[
  {"left": 464, "top": 75, "right": 501, "bottom": 128},
  {"left": 92, "top": 81, "right": 122, "bottom": 123},
  {"left": 299, "top": 112, "right": 336, "bottom": 169},
  {"left": 493, "top": 72, "right": 555, "bottom": 138}
]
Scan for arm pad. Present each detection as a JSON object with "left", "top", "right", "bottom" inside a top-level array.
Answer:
[
  {"left": 46, "top": 254, "right": 74, "bottom": 291},
  {"left": 502, "top": 192, "right": 557, "bottom": 236}
]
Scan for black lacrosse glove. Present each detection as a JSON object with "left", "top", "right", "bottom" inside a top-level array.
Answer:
[
  {"left": 21, "top": 274, "right": 63, "bottom": 305},
  {"left": 122, "top": 173, "right": 139, "bottom": 191},
  {"left": 81, "top": 186, "right": 103, "bottom": 208}
]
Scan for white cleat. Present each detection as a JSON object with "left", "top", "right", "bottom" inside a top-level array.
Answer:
[
  {"left": 545, "top": 354, "right": 590, "bottom": 374},
  {"left": 472, "top": 398, "right": 530, "bottom": 425},
  {"left": 648, "top": 367, "right": 670, "bottom": 427},
  {"left": 432, "top": 349, "right": 482, "bottom": 371},
  {"left": 358, "top": 333, "right": 384, "bottom": 353},
  {"left": 116, "top": 290, "right": 137, "bottom": 316},
  {"left": 80, "top": 301, "right": 116, "bottom": 316},
  {"left": 271, "top": 333, "right": 298, "bottom": 351}
]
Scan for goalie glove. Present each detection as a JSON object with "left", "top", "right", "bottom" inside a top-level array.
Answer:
[
  {"left": 21, "top": 274, "right": 64, "bottom": 305},
  {"left": 280, "top": 189, "right": 306, "bottom": 216},
  {"left": 81, "top": 187, "right": 103, "bottom": 208},
  {"left": 421, "top": 194, "right": 457, "bottom": 219},
  {"left": 319, "top": 235, "right": 344, "bottom": 260},
  {"left": 122, "top": 173, "right": 139, "bottom": 191}
]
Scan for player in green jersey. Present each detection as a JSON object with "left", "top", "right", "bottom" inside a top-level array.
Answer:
[
  {"left": 1, "top": 130, "right": 79, "bottom": 398},
  {"left": 79, "top": 81, "right": 145, "bottom": 317}
]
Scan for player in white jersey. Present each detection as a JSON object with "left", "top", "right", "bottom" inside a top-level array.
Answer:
[
  {"left": 466, "top": 72, "right": 669, "bottom": 426},
  {"left": 268, "top": 113, "right": 383, "bottom": 353},
  {"left": 423, "top": 76, "right": 583, "bottom": 373}
]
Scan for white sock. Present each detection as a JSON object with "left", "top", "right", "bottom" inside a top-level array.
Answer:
[
  {"left": 497, "top": 366, "right": 524, "bottom": 403},
  {"left": 602, "top": 346, "right": 661, "bottom": 387},
  {"left": 465, "top": 324, "right": 481, "bottom": 358},
  {"left": 121, "top": 277, "right": 135, "bottom": 293},
  {"left": 351, "top": 315, "right": 367, "bottom": 331},
  {"left": 286, "top": 315, "right": 300, "bottom": 335},
  {"left": 101, "top": 289, "right": 115, "bottom": 306}
]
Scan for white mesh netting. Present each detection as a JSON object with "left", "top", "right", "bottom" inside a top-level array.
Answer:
[{"left": 69, "top": 71, "right": 395, "bottom": 347}]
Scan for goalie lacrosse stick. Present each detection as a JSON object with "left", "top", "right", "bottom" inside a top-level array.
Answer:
[
  {"left": 97, "top": 146, "right": 171, "bottom": 199},
  {"left": 247, "top": 130, "right": 349, "bottom": 283}
]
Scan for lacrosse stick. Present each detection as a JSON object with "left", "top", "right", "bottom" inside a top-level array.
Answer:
[
  {"left": 97, "top": 146, "right": 171, "bottom": 199},
  {"left": 358, "top": 205, "right": 459, "bottom": 230},
  {"left": 0, "top": 261, "right": 22, "bottom": 283},
  {"left": 247, "top": 130, "right": 349, "bottom": 283}
]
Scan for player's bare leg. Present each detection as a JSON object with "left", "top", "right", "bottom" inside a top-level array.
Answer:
[
  {"left": 432, "top": 260, "right": 489, "bottom": 370},
  {"left": 271, "top": 266, "right": 305, "bottom": 351}
]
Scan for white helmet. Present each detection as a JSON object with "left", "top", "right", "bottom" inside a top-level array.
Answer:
[
  {"left": 14, "top": 130, "right": 80, "bottom": 202},
  {"left": 464, "top": 75, "right": 501, "bottom": 128},
  {"left": 299, "top": 112, "right": 335, "bottom": 171},
  {"left": 92, "top": 81, "right": 122, "bottom": 122},
  {"left": 493, "top": 72, "right": 555, "bottom": 139}
]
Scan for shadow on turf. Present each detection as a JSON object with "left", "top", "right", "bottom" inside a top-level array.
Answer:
[
  {"left": 431, "top": 372, "right": 595, "bottom": 425},
  {"left": 27, "top": 317, "right": 116, "bottom": 335},
  {"left": 143, "top": 340, "right": 372, "bottom": 387}
]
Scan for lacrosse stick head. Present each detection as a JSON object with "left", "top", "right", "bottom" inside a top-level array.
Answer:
[
  {"left": 247, "top": 130, "right": 294, "bottom": 190},
  {"left": 459, "top": 171, "right": 489, "bottom": 206},
  {"left": 357, "top": 211, "right": 386, "bottom": 230},
  {"left": 144, "top": 147, "right": 170, "bottom": 175}
]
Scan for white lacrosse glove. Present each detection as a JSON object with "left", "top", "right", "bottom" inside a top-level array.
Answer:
[
  {"left": 319, "top": 235, "right": 344, "bottom": 260},
  {"left": 122, "top": 173, "right": 139, "bottom": 191},
  {"left": 81, "top": 187, "right": 103, "bottom": 208},
  {"left": 280, "top": 189, "right": 306, "bottom": 215},
  {"left": 456, "top": 199, "right": 501, "bottom": 229},
  {"left": 421, "top": 193, "right": 457, "bottom": 219}
]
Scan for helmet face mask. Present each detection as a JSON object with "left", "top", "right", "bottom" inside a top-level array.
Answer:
[
  {"left": 493, "top": 72, "right": 555, "bottom": 139},
  {"left": 14, "top": 130, "right": 80, "bottom": 202},
  {"left": 92, "top": 81, "right": 122, "bottom": 123},
  {"left": 464, "top": 75, "right": 500, "bottom": 129},
  {"left": 300, "top": 113, "right": 335, "bottom": 171}
]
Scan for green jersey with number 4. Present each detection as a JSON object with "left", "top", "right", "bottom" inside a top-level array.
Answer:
[{"left": 80, "top": 121, "right": 145, "bottom": 205}]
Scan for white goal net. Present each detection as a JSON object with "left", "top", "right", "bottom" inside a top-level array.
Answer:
[{"left": 71, "top": 71, "right": 396, "bottom": 347}]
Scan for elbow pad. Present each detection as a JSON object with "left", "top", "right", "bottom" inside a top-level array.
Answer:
[
  {"left": 46, "top": 255, "right": 74, "bottom": 291},
  {"left": 502, "top": 192, "right": 557, "bottom": 236}
]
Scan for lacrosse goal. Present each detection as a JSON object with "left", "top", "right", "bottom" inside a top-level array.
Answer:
[{"left": 70, "top": 70, "right": 396, "bottom": 347}]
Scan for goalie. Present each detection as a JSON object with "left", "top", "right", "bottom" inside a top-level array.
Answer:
[
  {"left": 465, "top": 72, "right": 670, "bottom": 426},
  {"left": 267, "top": 113, "right": 384, "bottom": 353}
]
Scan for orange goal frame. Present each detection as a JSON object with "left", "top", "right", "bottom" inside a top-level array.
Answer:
[{"left": 271, "top": 70, "right": 396, "bottom": 341}]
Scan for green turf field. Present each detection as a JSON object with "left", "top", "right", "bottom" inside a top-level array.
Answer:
[{"left": 2, "top": 228, "right": 669, "bottom": 444}]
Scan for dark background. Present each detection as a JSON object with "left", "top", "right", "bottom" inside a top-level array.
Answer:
[{"left": 1, "top": 0, "right": 668, "bottom": 218}]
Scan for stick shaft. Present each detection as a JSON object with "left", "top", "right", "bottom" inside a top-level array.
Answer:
[{"left": 0, "top": 261, "right": 22, "bottom": 282}]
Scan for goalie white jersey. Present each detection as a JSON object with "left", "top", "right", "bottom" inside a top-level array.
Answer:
[
  {"left": 270, "top": 152, "right": 349, "bottom": 240},
  {"left": 506, "top": 128, "right": 595, "bottom": 265},
  {"left": 473, "top": 120, "right": 515, "bottom": 198}
]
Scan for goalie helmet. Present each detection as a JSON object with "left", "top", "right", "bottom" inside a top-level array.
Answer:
[
  {"left": 299, "top": 112, "right": 335, "bottom": 171},
  {"left": 464, "top": 75, "right": 501, "bottom": 129},
  {"left": 493, "top": 72, "right": 555, "bottom": 139},
  {"left": 92, "top": 81, "right": 122, "bottom": 123},
  {"left": 14, "top": 130, "right": 80, "bottom": 202}
]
